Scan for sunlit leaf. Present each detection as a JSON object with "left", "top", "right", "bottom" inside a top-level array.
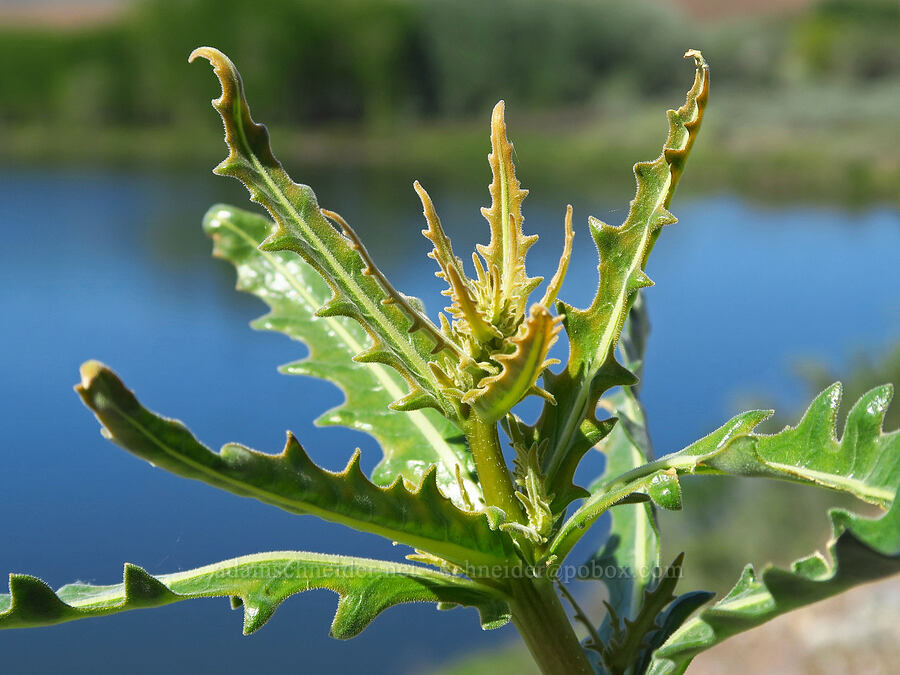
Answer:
[
  {"left": 204, "top": 204, "right": 481, "bottom": 508},
  {"left": 683, "top": 384, "right": 899, "bottom": 506},
  {"left": 190, "top": 47, "right": 463, "bottom": 419},
  {"left": 76, "top": 362, "right": 513, "bottom": 568},
  {"left": 537, "top": 51, "right": 708, "bottom": 511},
  {"left": 552, "top": 385, "right": 899, "bottom": 564},
  {"left": 463, "top": 304, "right": 562, "bottom": 423},
  {"left": 0, "top": 552, "right": 509, "bottom": 637},
  {"left": 477, "top": 100, "right": 541, "bottom": 331}
]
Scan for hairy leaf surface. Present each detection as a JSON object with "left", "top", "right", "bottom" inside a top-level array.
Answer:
[
  {"left": 552, "top": 385, "right": 899, "bottom": 563},
  {"left": 190, "top": 47, "right": 460, "bottom": 418},
  {"left": 478, "top": 100, "right": 541, "bottom": 329},
  {"left": 0, "top": 552, "right": 509, "bottom": 636},
  {"left": 464, "top": 304, "right": 561, "bottom": 423},
  {"left": 618, "top": 384, "right": 900, "bottom": 506},
  {"left": 671, "top": 383, "right": 899, "bottom": 506},
  {"left": 76, "top": 362, "right": 513, "bottom": 567},
  {"left": 538, "top": 51, "right": 709, "bottom": 511},
  {"left": 203, "top": 204, "right": 480, "bottom": 507}
]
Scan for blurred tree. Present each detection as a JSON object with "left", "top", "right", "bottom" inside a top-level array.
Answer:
[
  {"left": 788, "top": 0, "right": 900, "bottom": 81},
  {"left": 0, "top": 0, "right": 692, "bottom": 128}
]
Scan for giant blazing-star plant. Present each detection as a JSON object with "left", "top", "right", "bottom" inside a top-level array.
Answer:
[{"left": 3, "top": 48, "right": 899, "bottom": 675}]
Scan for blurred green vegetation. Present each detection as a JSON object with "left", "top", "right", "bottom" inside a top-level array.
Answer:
[
  {"left": 1, "top": 0, "right": 898, "bottom": 201},
  {"left": 0, "top": 0, "right": 691, "bottom": 128}
]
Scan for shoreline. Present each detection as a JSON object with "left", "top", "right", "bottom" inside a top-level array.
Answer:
[{"left": 3, "top": 115, "right": 896, "bottom": 207}]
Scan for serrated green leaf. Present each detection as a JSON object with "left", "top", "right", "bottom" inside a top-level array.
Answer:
[
  {"left": 553, "top": 384, "right": 899, "bottom": 565},
  {"left": 203, "top": 204, "right": 481, "bottom": 508},
  {"left": 189, "top": 47, "right": 461, "bottom": 419},
  {"left": 0, "top": 552, "right": 510, "bottom": 637},
  {"left": 415, "top": 181, "right": 501, "bottom": 346},
  {"left": 621, "top": 384, "right": 900, "bottom": 508},
  {"left": 76, "top": 362, "right": 513, "bottom": 568},
  {"left": 538, "top": 204, "right": 575, "bottom": 310},
  {"left": 702, "top": 384, "right": 898, "bottom": 506},
  {"left": 647, "top": 489, "right": 900, "bottom": 674},
  {"left": 537, "top": 51, "right": 708, "bottom": 512}
]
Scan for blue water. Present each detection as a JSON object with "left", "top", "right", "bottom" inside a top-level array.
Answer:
[{"left": 1, "top": 166, "right": 898, "bottom": 673}]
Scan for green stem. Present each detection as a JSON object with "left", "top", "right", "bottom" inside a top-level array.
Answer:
[
  {"left": 465, "top": 418, "right": 524, "bottom": 520},
  {"left": 507, "top": 576, "right": 594, "bottom": 675},
  {"left": 464, "top": 421, "right": 590, "bottom": 673}
]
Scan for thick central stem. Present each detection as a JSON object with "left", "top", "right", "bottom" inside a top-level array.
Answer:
[
  {"left": 465, "top": 418, "right": 523, "bottom": 520},
  {"left": 465, "top": 418, "right": 591, "bottom": 674},
  {"left": 508, "top": 576, "right": 594, "bottom": 675}
]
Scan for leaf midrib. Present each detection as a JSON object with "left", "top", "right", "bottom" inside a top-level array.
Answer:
[
  {"left": 218, "top": 217, "right": 480, "bottom": 502},
  {"left": 762, "top": 459, "right": 893, "bottom": 504},
  {"left": 98, "top": 389, "right": 503, "bottom": 566},
  {"left": 56, "top": 552, "right": 491, "bottom": 608},
  {"left": 548, "top": 196, "right": 662, "bottom": 478},
  {"left": 232, "top": 102, "right": 440, "bottom": 406}
]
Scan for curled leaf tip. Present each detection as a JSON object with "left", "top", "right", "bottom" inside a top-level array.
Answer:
[
  {"left": 188, "top": 47, "right": 239, "bottom": 90},
  {"left": 78, "top": 360, "right": 106, "bottom": 389},
  {"left": 188, "top": 46, "right": 219, "bottom": 64},
  {"left": 684, "top": 49, "right": 704, "bottom": 62},
  {"left": 188, "top": 47, "right": 241, "bottom": 111}
]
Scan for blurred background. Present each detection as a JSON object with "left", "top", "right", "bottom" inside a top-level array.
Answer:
[{"left": 0, "top": 0, "right": 897, "bottom": 672}]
